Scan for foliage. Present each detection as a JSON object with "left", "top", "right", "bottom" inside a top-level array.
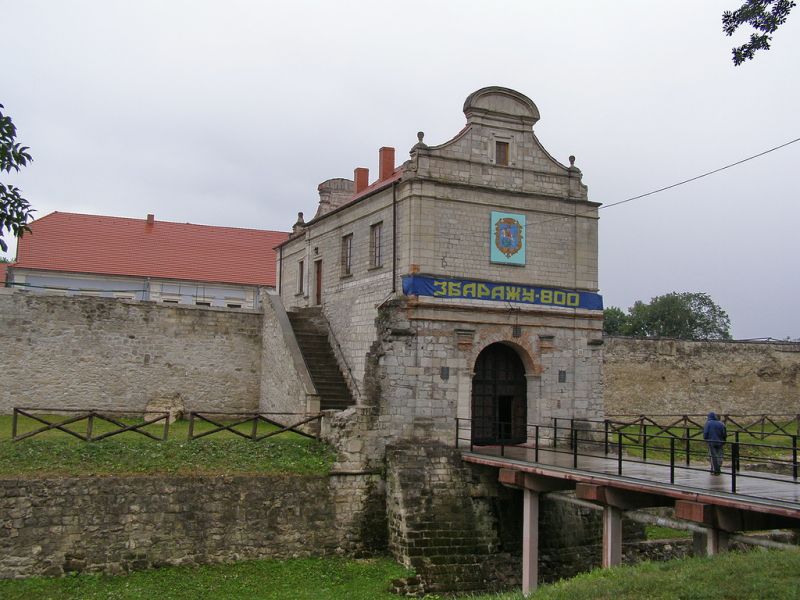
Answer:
[
  {"left": 0, "top": 415, "right": 336, "bottom": 476},
  {"left": 603, "top": 292, "right": 731, "bottom": 340},
  {"left": 0, "top": 103, "right": 34, "bottom": 253},
  {"left": 723, "top": 0, "right": 796, "bottom": 65}
]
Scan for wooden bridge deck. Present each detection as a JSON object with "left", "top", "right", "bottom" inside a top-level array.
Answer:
[{"left": 463, "top": 444, "right": 800, "bottom": 518}]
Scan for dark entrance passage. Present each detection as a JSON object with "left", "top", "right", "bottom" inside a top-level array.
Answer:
[{"left": 471, "top": 343, "right": 527, "bottom": 445}]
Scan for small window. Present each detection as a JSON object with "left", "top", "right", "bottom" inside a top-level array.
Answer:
[
  {"left": 558, "top": 370, "right": 567, "bottom": 383},
  {"left": 495, "top": 141, "right": 509, "bottom": 166},
  {"left": 226, "top": 303, "right": 242, "bottom": 309},
  {"left": 370, "top": 222, "right": 383, "bottom": 268},
  {"left": 195, "top": 301, "right": 211, "bottom": 307},
  {"left": 341, "top": 234, "right": 353, "bottom": 276},
  {"left": 162, "top": 299, "right": 179, "bottom": 304},
  {"left": 297, "top": 259, "right": 305, "bottom": 294}
]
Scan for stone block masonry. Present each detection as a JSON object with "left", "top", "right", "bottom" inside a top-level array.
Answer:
[
  {"left": 0, "top": 290, "right": 262, "bottom": 415},
  {"left": 604, "top": 337, "right": 800, "bottom": 415},
  {"left": 0, "top": 473, "right": 385, "bottom": 578}
]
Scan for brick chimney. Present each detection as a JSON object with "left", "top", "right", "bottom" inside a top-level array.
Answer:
[
  {"left": 354, "top": 167, "right": 369, "bottom": 194},
  {"left": 379, "top": 147, "right": 395, "bottom": 181},
  {"left": 146, "top": 214, "right": 155, "bottom": 225}
]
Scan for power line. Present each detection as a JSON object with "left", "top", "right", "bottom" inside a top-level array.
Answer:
[{"left": 599, "top": 136, "right": 800, "bottom": 212}]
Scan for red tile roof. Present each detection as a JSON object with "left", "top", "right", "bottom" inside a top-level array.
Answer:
[{"left": 13, "top": 212, "right": 288, "bottom": 287}]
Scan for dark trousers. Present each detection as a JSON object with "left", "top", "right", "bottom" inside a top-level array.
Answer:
[{"left": 708, "top": 443, "right": 724, "bottom": 474}]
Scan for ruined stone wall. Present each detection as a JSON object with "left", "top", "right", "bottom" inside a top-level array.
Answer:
[
  {"left": 603, "top": 337, "right": 800, "bottom": 416},
  {"left": 0, "top": 290, "right": 262, "bottom": 414},
  {"left": 0, "top": 473, "right": 385, "bottom": 579}
]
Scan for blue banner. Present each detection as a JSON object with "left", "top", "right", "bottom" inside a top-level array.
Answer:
[{"left": 402, "top": 275, "right": 603, "bottom": 310}]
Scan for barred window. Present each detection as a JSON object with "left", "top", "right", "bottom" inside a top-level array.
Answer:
[
  {"left": 341, "top": 234, "right": 353, "bottom": 276},
  {"left": 370, "top": 222, "right": 383, "bottom": 268}
]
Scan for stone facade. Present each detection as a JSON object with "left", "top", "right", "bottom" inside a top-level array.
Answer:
[
  {"left": 603, "top": 337, "right": 800, "bottom": 416},
  {"left": 0, "top": 290, "right": 262, "bottom": 415},
  {"left": 0, "top": 473, "right": 385, "bottom": 579},
  {"left": 278, "top": 87, "right": 604, "bottom": 458}
]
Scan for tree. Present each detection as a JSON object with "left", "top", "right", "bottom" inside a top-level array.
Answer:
[
  {"left": 604, "top": 292, "right": 732, "bottom": 340},
  {"left": 723, "top": 0, "right": 796, "bottom": 65},
  {"left": 0, "top": 103, "right": 33, "bottom": 253}
]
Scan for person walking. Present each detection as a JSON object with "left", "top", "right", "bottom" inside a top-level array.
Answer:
[{"left": 703, "top": 412, "right": 727, "bottom": 475}]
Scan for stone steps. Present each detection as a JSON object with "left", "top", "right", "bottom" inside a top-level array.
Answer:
[{"left": 287, "top": 308, "right": 354, "bottom": 412}]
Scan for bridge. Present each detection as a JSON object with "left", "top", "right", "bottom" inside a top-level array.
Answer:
[{"left": 457, "top": 416, "right": 800, "bottom": 596}]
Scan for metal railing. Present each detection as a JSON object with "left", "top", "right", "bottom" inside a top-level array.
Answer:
[{"left": 456, "top": 416, "right": 799, "bottom": 497}]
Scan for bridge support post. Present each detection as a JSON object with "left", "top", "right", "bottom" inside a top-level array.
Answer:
[
  {"left": 705, "top": 528, "right": 729, "bottom": 555},
  {"left": 602, "top": 505, "right": 622, "bottom": 568},
  {"left": 522, "top": 488, "right": 539, "bottom": 597}
]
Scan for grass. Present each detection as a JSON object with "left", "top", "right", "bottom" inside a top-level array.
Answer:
[
  {"left": 1, "top": 550, "right": 798, "bottom": 600},
  {"left": 0, "top": 557, "right": 411, "bottom": 600},
  {"left": 0, "top": 414, "right": 336, "bottom": 476}
]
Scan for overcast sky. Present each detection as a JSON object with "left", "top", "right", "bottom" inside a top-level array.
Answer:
[{"left": 3, "top": 1, "right": 798, "bottom": 339}]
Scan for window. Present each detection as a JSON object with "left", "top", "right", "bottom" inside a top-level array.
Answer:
[
  {"left": 162, "top": 299, "right": 179, "bottom": 304},
  {"left": 297, "top": 259, "right": 305, "bottom": 294},
  {"left": 341, "top": 234, "right": 353, "bottom": 276},
  {"left": 195, "top": 301, "right": 211, "bottom": 307},
  {"left": 370, "top": 222, "right": 383, "bottom": 268},
  {"left": 495, "top": 141, "right": 509, "bottom": 166},
  {"left": 226, "top": 303, "right": 242, "bottom": 309}
]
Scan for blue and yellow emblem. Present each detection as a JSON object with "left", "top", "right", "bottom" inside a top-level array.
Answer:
[{"left": 490, "top": 211, "right": 525, "bottom": 265}]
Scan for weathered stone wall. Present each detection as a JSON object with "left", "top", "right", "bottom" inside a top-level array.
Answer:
[
  {"left": 0, "top": 290, "right": 262, "bottom": 414},
  {"left": 603, "top": 337, "right": 800, "bottom": 416},
  {"left": 0, "top": 473, "right": 385, "bottom": 579}
]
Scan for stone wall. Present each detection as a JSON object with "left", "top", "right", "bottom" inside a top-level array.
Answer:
[
  {"left": 604, "top": 337, "right": 800, "bottom": 416},
  {"left": 0, "top": 473, "right": 385, "bottom": 579},
  {"left": 0, "top": 290, "right": 262, "bottom": 415}
]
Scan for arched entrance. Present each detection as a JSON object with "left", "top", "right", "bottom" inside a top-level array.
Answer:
[{"left": 471, "top": 343, "right": 527, "bottom": 445}]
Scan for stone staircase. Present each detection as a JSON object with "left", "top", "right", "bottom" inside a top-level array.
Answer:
[{"left": 287, "top": 307, "right": 354, "bottom": 411}]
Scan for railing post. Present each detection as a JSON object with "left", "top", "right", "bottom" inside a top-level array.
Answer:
[
  {"left": 734, "top": 431, "right": 740, "bottom": 472},
  {"left": 162, "top": 414, "right": 170, "bottom": 441},
  {"left": 570, "top": 418, "right": 575, "bottom": 450},
  {"left": 572, "top": 427, "right": 578, "bottom": 469},
  {"left": 642, "top": 432, "right": 648, "bottom": 462},
  {"left": 12, "top": 408, "right": 18, "bottom": 440},
  {"left": 670, "top": 437, "right": 675, "bottom": 484},
  {"left": 553, "top": 418, "right": 558, "bottom": 449},
  {"left": 86, "top": 412, "right": 95, "bottom": 441},
  {"left": 604, "top": 419, "right": 609, "bottom": 455},
  {"left": 617, "top": 434, "right": 623, "bottom": 476},
  {"left": 455, "top": 418, "right": 460, "bottom": 449},
  {"left": 731, "top": 442, "right": 739, "bottom": 494},
  {"left": 251, "top": 415, "right": 258, "bottom": 440},
  {"left": 793, "top": 435, "right": 798, "bottom": 480},
  {"left": 535, "top": 425, "right": 539, "bottom": 462},
  {"left": 188, "top": 412, "right": 195, "bottom": 441},
  {"left": 685, "top": 427, "right": 691, "bottom": 467}
]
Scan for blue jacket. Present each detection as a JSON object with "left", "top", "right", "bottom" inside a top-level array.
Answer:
[{"left": 703, "top": 412, "right": 727, "bottom": 445}]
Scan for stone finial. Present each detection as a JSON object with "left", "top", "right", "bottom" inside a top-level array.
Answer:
[
  {"left": 292, "top": 211, "right": 306, "bottom": 235},
  {"left": 568, "top": 155, "right": 581, "bottom": 173},
  {"left": 410, "top": 131, "right": 428, "bottom": 156}
]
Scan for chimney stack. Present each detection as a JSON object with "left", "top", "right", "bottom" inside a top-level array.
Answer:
[
  {"left": 354, "top": 167, "right": 369, "bottom": 194},
  {"left": 379, "top": 147, "right": 395, "bottom": 181},
  {"left": 146, "top": 214, "right": 155, "bottom": 225}
]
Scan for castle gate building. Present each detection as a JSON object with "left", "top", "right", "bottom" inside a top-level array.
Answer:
[{"left": 272, "top": 86, "right": 603, "bottom": 452}]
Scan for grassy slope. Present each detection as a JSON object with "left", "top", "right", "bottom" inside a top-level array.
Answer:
[
  {"left": 1, "top": 551, "right": 799, "bottom": 600},
  {"left": 0, "top": 415, "right": 336, "bottom": 476}
]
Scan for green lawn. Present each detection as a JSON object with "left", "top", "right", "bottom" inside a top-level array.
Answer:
[
  {"left": 0, "top": 414, "right": 336, "bottom": 476},
  {"left": 1, "top": 550, "right": 798, "bottom": 600}
]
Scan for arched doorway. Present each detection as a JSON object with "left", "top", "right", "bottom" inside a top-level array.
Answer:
[{"left": 471, "top": 343, "right": 527, "bottom": 445}]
